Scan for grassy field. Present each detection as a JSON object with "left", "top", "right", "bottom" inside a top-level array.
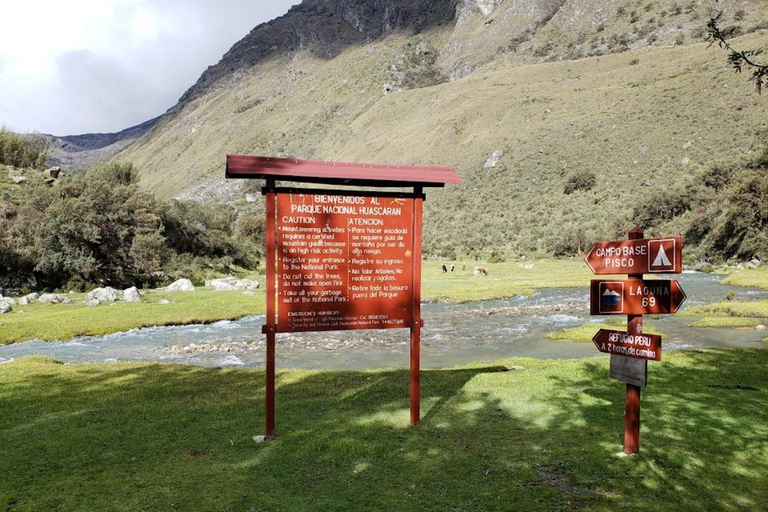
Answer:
[
  {"left": 0, "top": 260, "right": 599, "bottom": 345},
  {"left": 0, "top": 289, "right": 265, "bottom": 344},
  {"left": 722, "top": 267, "right": 768, "bottom": 290},
  {"left": 545, "top": 321, "right": 664, "bottom": 342},
  {"left": 1, "top": 349, "right": 767, "bottom": 511}
]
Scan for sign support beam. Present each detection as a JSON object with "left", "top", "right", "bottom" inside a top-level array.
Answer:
[
  {"left": 264, "top": 178, "right": 277, "bottom": 440},
  {"left": 624, "top": 226, "right": 644, "bottom": 455},
  {"left": 410, "top": 187, "right": 423, "bottom": 426}
]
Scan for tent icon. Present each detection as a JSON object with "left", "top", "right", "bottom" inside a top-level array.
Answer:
[{"left": 648, "top": 239, "right": 676, "bottom": 272}]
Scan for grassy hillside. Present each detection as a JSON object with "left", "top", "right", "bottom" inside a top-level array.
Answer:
[{"left": 115, "top": 0, "right": 768, "bottom": 260}]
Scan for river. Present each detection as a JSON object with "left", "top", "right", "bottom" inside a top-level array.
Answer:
[{"left": 0, "top": 272, "right": 765, "bottom": 369}]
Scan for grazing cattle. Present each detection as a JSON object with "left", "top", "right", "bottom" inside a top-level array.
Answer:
[
  {"left": 450, "top": 265, "right": 455, "bottom": 272},
  {"left": 442, "top": 264, "right": 448, "bottom": 273},
  {"left": 474, "top": 267, "right": 488, "bottom": 276}
]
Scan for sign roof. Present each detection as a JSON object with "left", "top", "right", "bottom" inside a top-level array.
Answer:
[{"left": 226, "top": 155, "right": 462, "bottom": 188}]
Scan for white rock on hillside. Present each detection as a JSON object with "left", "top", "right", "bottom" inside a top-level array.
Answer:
[
  {"left": 166, "top": 279, "right": 195, "bottom": 292},
  {"left": 38, "top": 293, "right": 72, "bottom": 304},
  {"left": 0, "top": 301, "right": 11, "bottom": 314},
  {"left": 18, "top": 293, "right": 39, "bottom": 305},
  {"left": 86, "top": 287, "right": 121, "bottom": 304},
  {"left": 124, "top": 287, "right": 141, "bottom": 303},
  {"left": 234, "top": 279, "right": 260, "bottom": 290},
  {"left": 0, "top": 297, "right": 17, "bottom": 307},
  {"left": 212, "top": 282, "right": 237, "bottom": 291},
  {"left": 85, "top": 297, "right": 100, "bottom": 307}
]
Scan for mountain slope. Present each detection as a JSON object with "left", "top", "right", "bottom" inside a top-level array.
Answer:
[{"left": 115, "top": 0, "right": 768, "bottom": 259}]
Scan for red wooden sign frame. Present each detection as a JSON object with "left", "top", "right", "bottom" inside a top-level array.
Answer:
[{"left": 227, "top": 155, "right": 460, "bottom": 440}]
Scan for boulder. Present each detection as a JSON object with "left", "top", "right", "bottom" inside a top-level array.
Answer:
[
  {"left": 159, "top": 299, "right": 171, "bottom": 305},
  {"left": 86, "top": 287, "right": 120, "bottom": 303},
  {"left": 212, "top": 282, "right": 237, "bottom": 291},
  {"left": 234, "top": 279, "right": 260, "bottom": 290},
  {"left": 211, "top": 277, "right": 238, "bottom": 286},
  {"left": 123, "top": 287, "right": 141, "bottom": 303},
  {"left": 18, "top": 293, "right": 39, "bottom": 306},
  {"left": 166, "top": 279, "right": 195, "bottom": 292},
  {"left": 85, "top": 297, "right": 100, "bottom": 307},
  {"left": 38, "top": 293, "right": 72, "bottom": 304},
  {"left": 0, "top": 297, "right": 17, "bottom": 307},
  {"left": 242, "top": 291, "right": 256, "bottom": 296},
  {"left": 483, "top": 150, "right": 503, "bottom": 169},
  {"left": 45, "top": 167, "right": 61, "bottom": 178},
  {"left": 0, "top": 302, "right": 11, "bottom": 314}
]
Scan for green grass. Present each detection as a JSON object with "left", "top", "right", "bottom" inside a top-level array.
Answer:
[
  {"left": 0, "top": 289, "right": 265, "bottom": 344},
  {"left": 1, "top": 349, "right": 767, "bottom": 511},
  {"left": 545, "top": 321, "right": 664, "bottom": 341},
  {"left": 421, "top": 259, "right": 601, "bottom": 302},
  {"left": 688, "top": 317, "right": 764, "bottom": 328},
  {"left": 722, "top": 267, "right": 768, "bottom": 290},
  {"left": 680, "top": 300, "right": 768, "bottom": 319}
]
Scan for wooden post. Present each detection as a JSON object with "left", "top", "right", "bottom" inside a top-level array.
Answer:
[
  {"left": 624, "top": 226, "right": 644, "bottom": 454},
  {"left": 264, "top": 179, "right": 277, "bottom": 440},
  {"left": 410, "top": 188, "right": 423, "bottom": 426}
]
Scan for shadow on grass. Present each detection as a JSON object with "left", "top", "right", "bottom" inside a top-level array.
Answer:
[{"left": 1, "top": 350, "right": 767, "bottom": 511}]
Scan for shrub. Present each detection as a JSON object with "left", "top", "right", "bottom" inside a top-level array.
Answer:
[
  {"left": 0, "top": 127, "right": 49, "bottom": 170},
  {"left": 563, "top": 170, "right": 597, "bottom": 194}
]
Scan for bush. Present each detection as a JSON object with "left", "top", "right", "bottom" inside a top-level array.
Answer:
[
  {"left": 563, "top": 170, "right": 596, "bottom": 194},
  {"left": 0, "top": 127, "right": 49, "bottom": 170}
]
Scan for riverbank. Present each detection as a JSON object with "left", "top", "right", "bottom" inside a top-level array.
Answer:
[
  {"left": 0, "top": 260, "right": 595, "bottom": 344},
  {"left": 1, "top": 349, "right": 765, "bottom": 511}
]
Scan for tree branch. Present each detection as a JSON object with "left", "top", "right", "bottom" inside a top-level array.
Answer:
[{"left": 707, "top": 14, "right": 768, "bottom": 95}]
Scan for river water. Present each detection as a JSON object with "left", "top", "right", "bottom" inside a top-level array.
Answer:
[{"left": 1, "top": 272, "right": 766, "bottom": 370}]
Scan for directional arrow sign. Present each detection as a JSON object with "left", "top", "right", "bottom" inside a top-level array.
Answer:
[
  {"left": 585, "top": 237, "right": 682, "bottom": 275},
  {"left": 593, "top": 329, "right": 662, "bottom": 361},
  {"left": 590, "top": 279, "right": 686, "bottom": 315}
]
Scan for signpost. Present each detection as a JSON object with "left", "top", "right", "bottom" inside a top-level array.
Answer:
[
  {"left": 585, "top": 236, "right": 682, "bottom": 275},
  {"left": 226, "top": 155, "right": 461, "bottom": 439},
  {"left": 592, "top": 329, "right": 662, "bottom": 361},
  {"left": 589, "top": 279, "right": 686, "bottom": 315},
  {"left": 585, "top": 227, "right": 686, "bottom": 454}
]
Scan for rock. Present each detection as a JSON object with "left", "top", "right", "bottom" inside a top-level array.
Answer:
[
  {"left": 10, "top": 176, "right": 28, "bottom": 184},
  {"left": 212, "top": 277, "right": 238, "bottom": 286},
  {"left": 639, "top": 145, "right": 649, "bottom": 154},
  {"left": 682, "top": 140, "right": 692, "bottom": 150},
  {"left": 38, "top": 293, "right": 72, "bottom": 304},
  {"left": 0, "top": 302, "right": 11, "bottom": 314},
  {"left": 234, "top": 279, "right": 260, "bottom": 290},
  {"left": 85, "top": 297, "right": 100, "bottom": 307},
  {"left": 756, "top": 324, "right": 766, "bottom": 331},
  {"left": 0, "top": 297, "right": 16, "bottom": 307},
  {"left": 682, "top": 156, "right": 690, "bottom": 165},
  {"left": 544, "top": 108, "right": 552, "bottom": 114},
  {"left": 45, "top": 167, "right": 61, "bottom": 178},
  {"left": 159, "top": 299, "right": 171, "bottom": 305},
  {"left": 123, "top": 287, "right": 141, "bottom": 303},
  {"left": 86, "top": 287, "right": 120, "bottom": 303},
  {"left": 749, "top": 258, "right": 761, "bottom": 268},
  {"left": 483, "top": 150, "right": 503, "bottom": 169},
  {"left": 18, "top": 293, "right": 39, "bottom": 306},
  {"left": 166, "top": 279, "right": 195, "bottom": 292},
  {"left": 213, "top": 282, "right": 237, "bottom": 291},
  {"left": 242, "top": 291, "right": 256, "bottom": 296}
]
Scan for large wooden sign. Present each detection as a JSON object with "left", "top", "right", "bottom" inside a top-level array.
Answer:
[
  {"left": 585, "top": 237, "right": 682, "bottom": 275},
  {"left": 590, "top": 279, "right": 686, "bottom": 315},
  {"left": 226, "top": 154, "right": 461, "bottom": 440},
  {"left": 276, "top": 192, "right": 415, "bottom": 332},
  {"left": 593, "top": 329, "right": 662, "bottom": 361}
]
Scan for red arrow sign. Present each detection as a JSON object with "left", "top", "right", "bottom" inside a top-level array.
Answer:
[
  {"left": 590, "top": 279, "right": 686, "bottom": 315},
  {"left": 593, "top": 329, "right": 662, "bottom": 361},
  {"left": 585, "top": 237, "right": 682, "bottom": 275}
]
